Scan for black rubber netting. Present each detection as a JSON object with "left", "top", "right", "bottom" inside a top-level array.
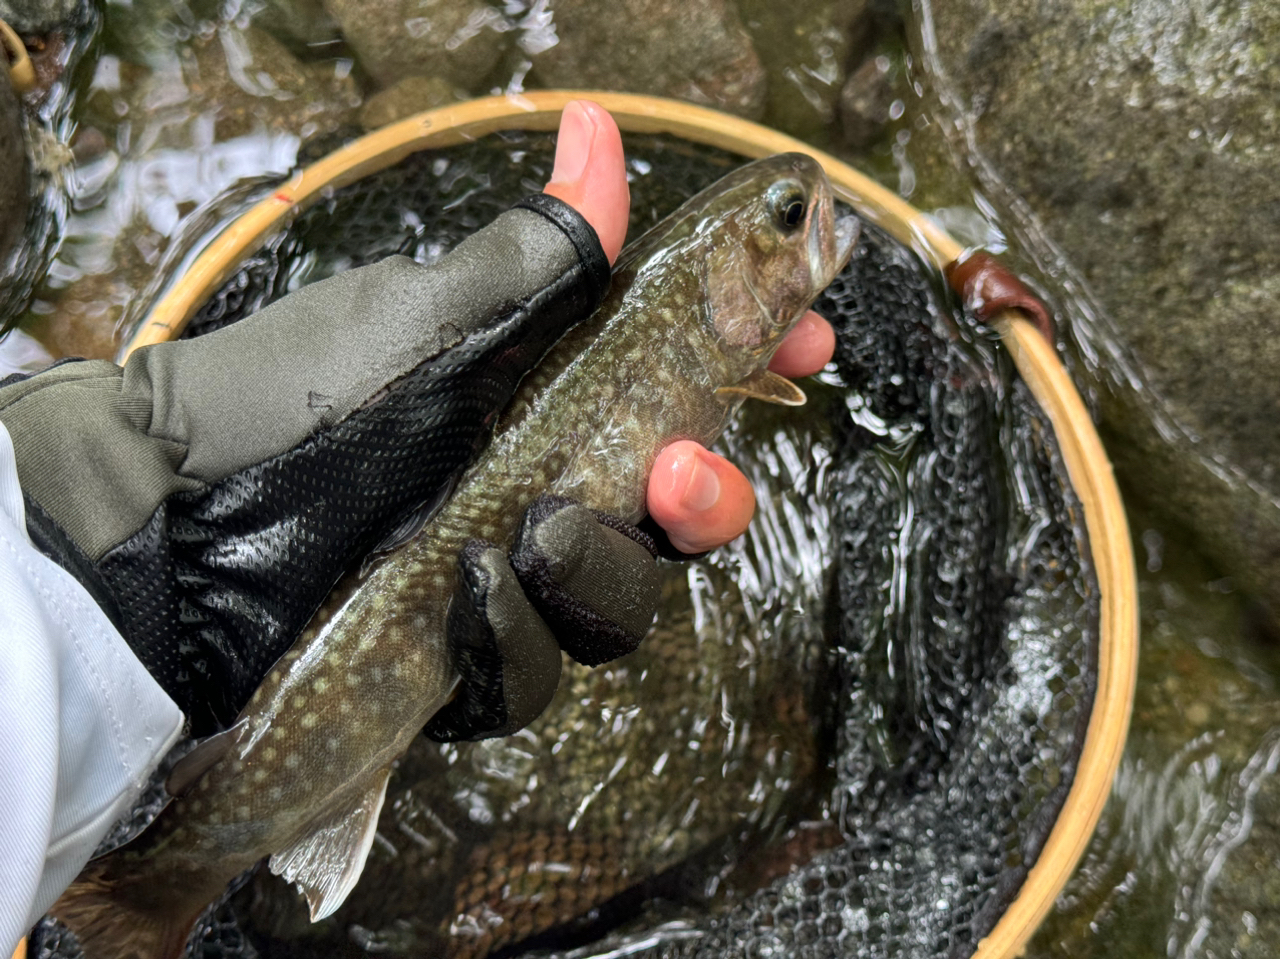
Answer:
[{"left": 31, "top": 131, "right": 1099, "bottom": 959}]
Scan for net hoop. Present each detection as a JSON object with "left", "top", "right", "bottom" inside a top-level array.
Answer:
[{"left": 121, "top": 90, "right": 1138, "bottom": 959}]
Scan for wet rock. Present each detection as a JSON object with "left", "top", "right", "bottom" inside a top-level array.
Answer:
[
  {"left": 0, "top": 0, "right": 90, "bottom": 34},
  {"left": 322, "top": 0, "right": 511, "bottom": 91},
  {"left": 360, "top": 74, "right": 458, "bottom": 130},
  {"left": 528, "top": 0, "right": 766, "bottom": 118},
  {"left": 911, "top": 0, "right": 1280, "bottom": 618},
  {"left": 839, "top": 53, "right": 897, "bottom": 150},
  {"left": 0, "top": 54, "right": 28, "bottom": 269},
  {"left": 23, "top": 22, "right": 361, "bottom": 359},
  {"left": 177, "top": 25, "right": 360, "bottom": 142},
  {"left": 737, "top": 0, "right": 869, "bottom": 142},
  {"left": 249, "top": 0, "right": 341, "bottom": 51}
]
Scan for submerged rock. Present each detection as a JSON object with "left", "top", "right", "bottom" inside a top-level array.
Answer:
[
  {"left": 737, "top": 0, "right": 869, "bottom": 143},
  {"left": 0, "top": 0, "right": 90, "bottom": 34},
  {"left": 912, "top": 0, "right": 1280, "bottom": 618},
  {"left": 23, "top": 21, "right": 360, "bottom": 359},
  {"left": 360, "top": 74, "right": 459, "bottom": 130},
  {"left": 322, "top": 0, "right": 512, "bottom": 91},
  {"left": 528, "top": 0, "right": 766, "bottom": 118},
  {"left": 248, "top": 0, "right": 341, "bottom": 51},
  {"left": 0, "top": 55, "right": 28, "bottom": 269}
]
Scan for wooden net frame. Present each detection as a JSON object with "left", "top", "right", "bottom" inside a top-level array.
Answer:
[{"left": 120, "top": 90, "right": 1138, "bottom": 959}]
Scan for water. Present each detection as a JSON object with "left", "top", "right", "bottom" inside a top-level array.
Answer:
[{"left": 5, "top": 2, "right": 1277, "bottom": 957}]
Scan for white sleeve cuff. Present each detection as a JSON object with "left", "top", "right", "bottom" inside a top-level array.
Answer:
[{"left": 0, "top": 420, "right": 184, "bottom": 953}]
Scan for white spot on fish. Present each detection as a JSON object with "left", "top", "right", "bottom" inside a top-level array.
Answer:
[
  {"left": 285, "top": 754, "right": 300, "bottom": 770},
  {"left": 313, "top": 677, "right": 330, "bottom": 693},
  {"left": 301, "top": 713, "right": 318, "bottom": 729}
]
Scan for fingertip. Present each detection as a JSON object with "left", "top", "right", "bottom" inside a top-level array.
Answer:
[
  {"left": 769, "top": 310, "right": 836, "bottom": 379},
  {"left": 647, "top": 441, "right": 756, "bottom": 554},
  {"left": 543, "top": 100, "right": 629, "bottom": 265}
]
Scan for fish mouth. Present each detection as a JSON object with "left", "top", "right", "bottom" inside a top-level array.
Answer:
[
  {"left": 833, "top": 213, "right": 859, "bottom": 272},
  {"left": 807, "top": 177, "right": 859, "bottom": 293}
]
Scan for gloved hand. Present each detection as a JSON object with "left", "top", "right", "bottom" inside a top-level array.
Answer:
[
  {"left": 0, "top": 165, "right": 611, "bottom": 739},
  {"left": 0, "top": 100, "right": 843, "bottom": 950},
  {"left": 426, "top": 494, "right": 665, "bottom": 741},
  {"left": 0, "top": 101, "right": 836, "bottom": 743}
]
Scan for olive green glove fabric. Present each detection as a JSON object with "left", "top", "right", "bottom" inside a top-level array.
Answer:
[{"left": 0, "top": 194, "right": 611, "bottom": 734}]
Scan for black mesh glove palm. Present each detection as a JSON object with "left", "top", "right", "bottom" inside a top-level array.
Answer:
[{"left": 0, "top": 194, "right": 621, "bottom": 736}]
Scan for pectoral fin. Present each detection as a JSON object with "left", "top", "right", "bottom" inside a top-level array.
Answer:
[
  {"left": 165, "top": 720, "right": 246, "bottom": 797},
  {"left": 716, "top": 369, "right": 807, "bottom": 407},
  {"left": 269, "top": 767, "right": 392, "bottom": 921}
]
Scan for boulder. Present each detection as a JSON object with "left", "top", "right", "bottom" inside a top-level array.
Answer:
[
  {"left": 322, "top": 0, "right": 512, "bottom": 91},
  {"left": 910, "top": 0, "right": 1280, "bottom": 617},
  {"left": 0, "top": 57, "right": 27, "bottom": 272},
  {"left": 528, "top": 0, "right": 766, "bottom": 118},
  {"left": 360, "top": 74, "right": 459, "bottom": 130},
  {"left": 0, "top": 0, "right": 90, "bottom": 34},
  {"left": 737, "top": 0, "right": 869, "bottom": 143}
]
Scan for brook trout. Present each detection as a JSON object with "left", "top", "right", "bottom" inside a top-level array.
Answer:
[{"left": 52, "top": 153, "right": 856, "bottom": 959}]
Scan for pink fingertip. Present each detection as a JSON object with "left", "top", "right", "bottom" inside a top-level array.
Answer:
[
  {"left": 542, "top": 100, "right": 629, "bottom": 264},
  {"left": 769, "top": 310, "right": 836, "bottom": 379}
]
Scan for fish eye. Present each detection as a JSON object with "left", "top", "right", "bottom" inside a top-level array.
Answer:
[{"left": 769, "top": 182, "right": 807, "bottom": 231}]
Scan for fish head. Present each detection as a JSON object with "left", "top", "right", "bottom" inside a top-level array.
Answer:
[{"left": 696, "top": 153, "right": 857, "bottom": 376}]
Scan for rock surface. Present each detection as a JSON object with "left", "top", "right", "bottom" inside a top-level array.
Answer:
[
  {"left": 737, "top": 0, "right": 868, "bottom": 143},
  {"left": 322, "top": 0, "right": 511, "bottom": 91},
  {"left": 528, "top": 0, "right": 766, "bottom": 118},
  {"left": 0, "top": 57, "right": 28, "bottom": 269},
  {"left": 249, "top": 0, "right": 341, "bottom": 51},
  {"left": 0, "top": 0, "right": 89, "bottom": 34},
  {"left": 25, "top": 22, "right": 360, "bottom": 359},
  {"left": 359, "top": 74, "right": 458, "bottom": 130},
  {"left": 912, "top": 0, "right": 1280, "bottom": 616}
]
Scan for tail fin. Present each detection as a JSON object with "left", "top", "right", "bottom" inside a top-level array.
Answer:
[{"left": 50, "top": 857, "right": 205, "bottom": 959}]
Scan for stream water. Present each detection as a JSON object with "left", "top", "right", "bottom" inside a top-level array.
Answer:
[{"left": 3, "top": 2, "right": 1277, "bottom": 957}]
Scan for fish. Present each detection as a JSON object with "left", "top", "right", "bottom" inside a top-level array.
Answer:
[{"left": 50, "top": 152, "right": 858, "bottom": 959}]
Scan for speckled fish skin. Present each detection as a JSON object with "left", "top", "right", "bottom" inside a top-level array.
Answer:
[{"left": 52, "top": 153, "right": 849, "bottom": 959}]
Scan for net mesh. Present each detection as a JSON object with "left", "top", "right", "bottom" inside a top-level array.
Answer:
[{"left": 31, "top": 131, "right": 1098, "bottom": 959}]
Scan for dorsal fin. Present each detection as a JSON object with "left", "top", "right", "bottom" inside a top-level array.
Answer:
[
  {"left": 269, "top": 767, "right": 392, "bottom": 921},
  {"left": 165, "top": 721, "right": 245, "bottom": 797},
  {"left": 716, "top": 369, "right": 807, "bottom": 406}
]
